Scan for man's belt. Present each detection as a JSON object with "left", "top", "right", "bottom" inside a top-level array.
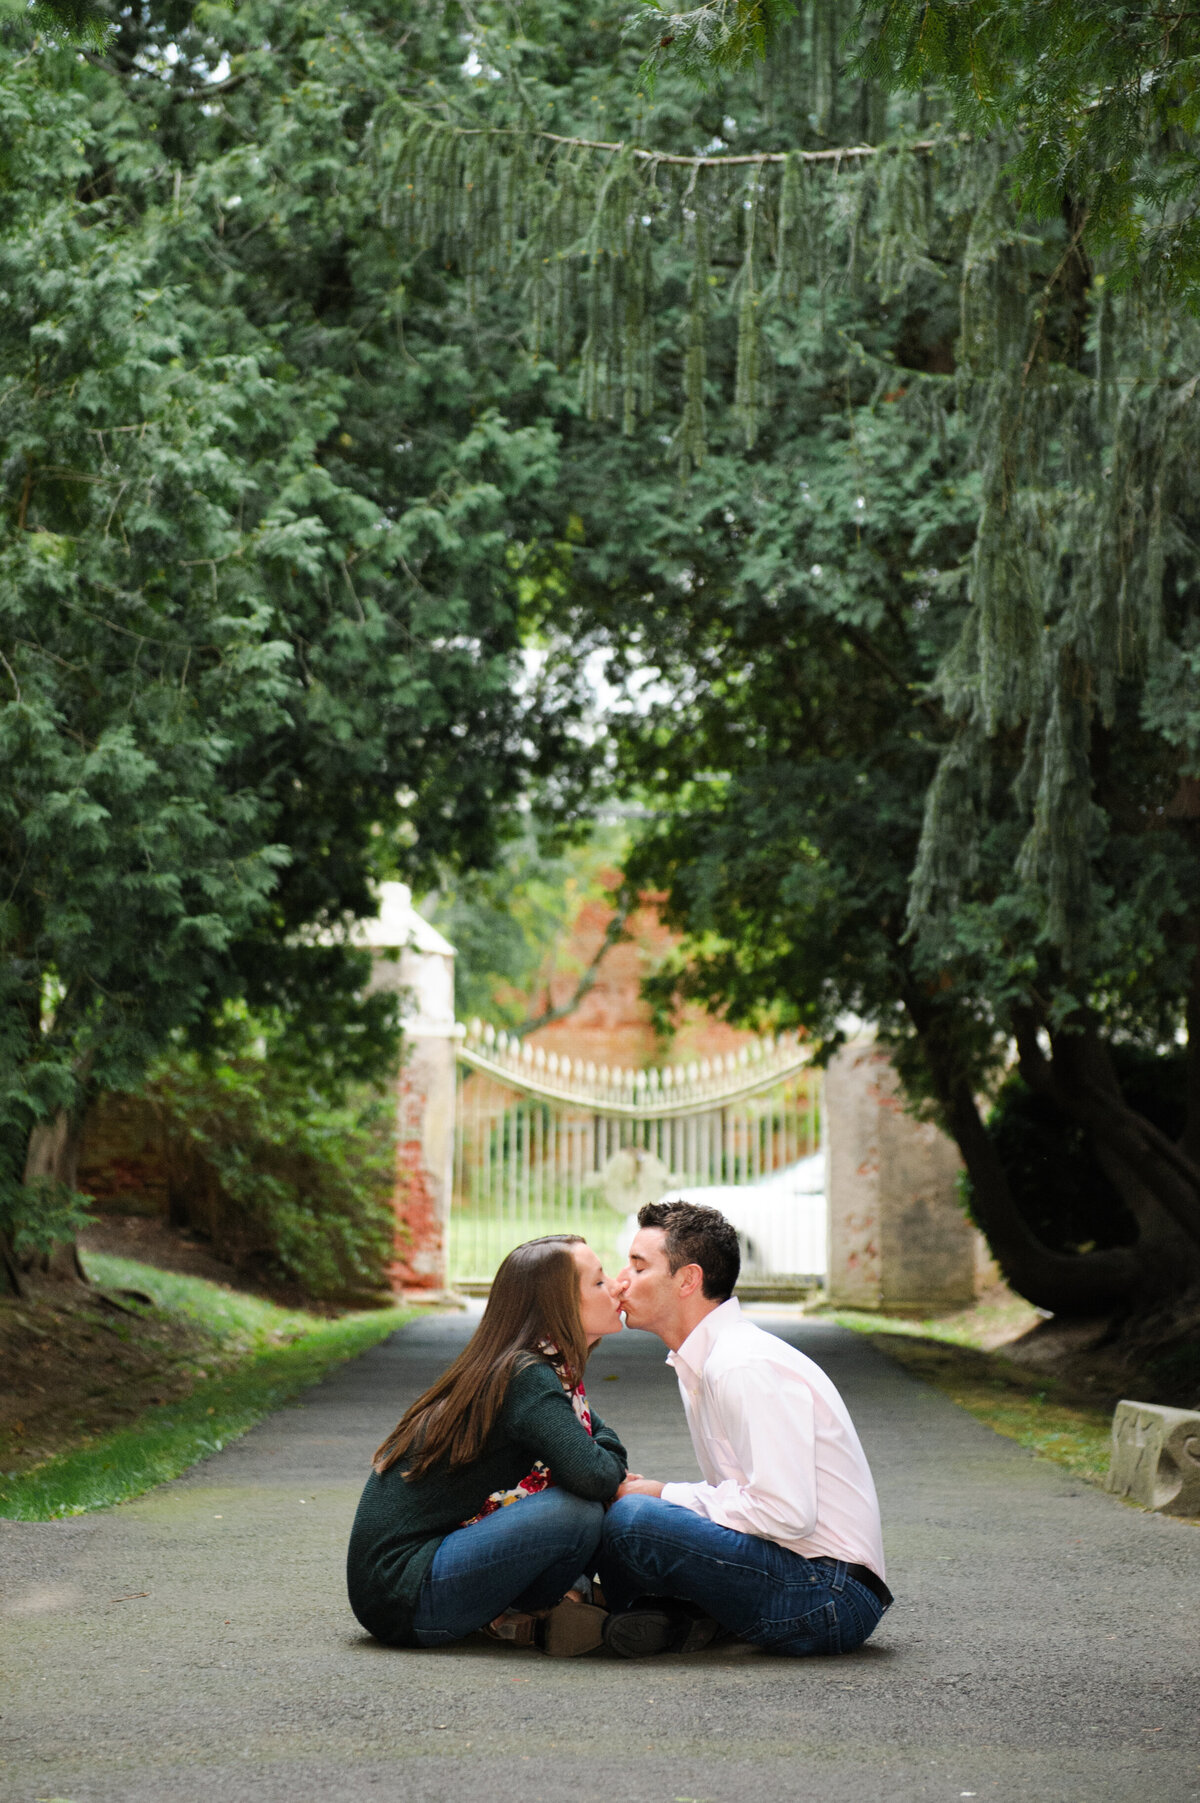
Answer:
[{"left": 846, "top": 1563, "right": 893, "bottom": 1610}]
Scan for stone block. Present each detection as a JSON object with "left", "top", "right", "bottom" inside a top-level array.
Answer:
[{"left": 1104, "top": 1400, "right": 1200, "bottom": 1515}]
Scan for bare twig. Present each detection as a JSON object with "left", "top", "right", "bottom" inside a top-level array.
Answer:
[
  {"left": 0, "top": 650, "right": 22, "bottom": 704},
  {"left": 15, "top": 460, "right": 32, "bottom": 531},
  {"left": 515, "top": 898, "right": 633, "bottom": 1036},
  {"left": 415, "top": 120, "right": 961, "bottom": 170},
  {"left": 842, "top": 622, "right": 943, "bottom": 722}
]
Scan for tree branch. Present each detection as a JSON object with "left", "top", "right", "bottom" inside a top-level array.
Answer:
[
  {"left": 842, "top": 622, "right": 943, "bottom": 722},
  {"left": 416, "top": 120, "right": 958, "bottom": 170},
  {"left": 1045, "top": 1018, "right": 1200, "bottom": 1253},
  {"left": 515, "top": 898, "right": 633, "bottom": 1037},
  {"left": 0, "top": 650, "right": 22, "bottom": 705}
]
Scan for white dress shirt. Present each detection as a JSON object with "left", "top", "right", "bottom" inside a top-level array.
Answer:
[{"left": 659, "top": 1298, "right": 886, "bottom": 1580}]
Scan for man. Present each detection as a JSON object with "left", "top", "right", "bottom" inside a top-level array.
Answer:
[{"left": 600, "top": 1200, "right": 892, "bottom": 1659}]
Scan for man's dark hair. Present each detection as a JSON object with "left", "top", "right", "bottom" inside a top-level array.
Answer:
[{"left": 636, "top": 1200, "right": 741, "bottom": 1301}]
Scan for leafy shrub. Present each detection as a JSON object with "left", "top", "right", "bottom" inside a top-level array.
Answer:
[
  {"left": 0, "top": 1176, "right": 95, "bottom": 1260},
  {"left": 149, "top": 1024, "right": 398, "bottom": 1301}
]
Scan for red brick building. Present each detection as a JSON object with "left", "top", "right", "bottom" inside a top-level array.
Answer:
[{"left": 518, "top": 881, "right": 759, "bottom": 1072}]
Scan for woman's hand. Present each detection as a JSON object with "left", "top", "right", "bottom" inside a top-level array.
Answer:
[{"left": 615, "top": 1474, "right": 665, "bottom": 1500}]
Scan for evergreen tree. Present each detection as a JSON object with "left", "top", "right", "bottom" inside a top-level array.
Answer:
[
  {"left": 8, "top": 0, "right": 1200, "bottom": 1334},
  {"left": 0, "top": 1, "right": 578, "bottom": 1288},
  {"left": 634, "top": 0, "right": 1200, "bottom": 301},
  {"left": 378, "top": 0, "right": 1200, "bottom": 1326}
]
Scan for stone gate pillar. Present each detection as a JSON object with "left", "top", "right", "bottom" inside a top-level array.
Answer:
[
  {"left": 357, "top": 885, "right": 458, "bottom": 1298},
  {"left": 825, "top": 1031, "right": 991, "bottom": 1313}
]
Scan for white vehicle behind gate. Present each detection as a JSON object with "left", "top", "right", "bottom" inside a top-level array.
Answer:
[{"left": 619, "top": 1150, "right": 827, "bottom": 1284}]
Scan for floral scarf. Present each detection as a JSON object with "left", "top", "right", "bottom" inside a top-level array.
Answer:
[{"left": 461, "top": 1343, "right": 592, "bottom": 1527}]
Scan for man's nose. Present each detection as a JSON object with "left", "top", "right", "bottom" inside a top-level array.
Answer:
[{"left": 614, "top": 1266, "right": 632, "bottom": 1293}]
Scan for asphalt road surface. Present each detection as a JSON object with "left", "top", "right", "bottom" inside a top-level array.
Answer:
[{"left": 2, "top": 1307, "right": 1196, "bottom": 1803}]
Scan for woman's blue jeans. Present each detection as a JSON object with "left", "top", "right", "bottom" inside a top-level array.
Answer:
[
  {"left": 599, "top": 1493, "right": 888, "bottom": 1657},
  {"left": 412, "top": 1488, "right": 605, "bottom": 1647}
]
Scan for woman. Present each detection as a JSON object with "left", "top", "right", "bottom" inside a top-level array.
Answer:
[{"left": 347, "top": 1234, "right": 626, "bottom": 1655}]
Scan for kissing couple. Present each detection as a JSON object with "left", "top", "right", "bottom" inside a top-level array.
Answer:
[{"left": 348, "top": 1201, "right": 892, "bottom": 1659}]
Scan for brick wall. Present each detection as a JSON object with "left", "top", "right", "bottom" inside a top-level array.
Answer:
[{"left": 522, "top": 887, "right": 762, "bottom": 1070}]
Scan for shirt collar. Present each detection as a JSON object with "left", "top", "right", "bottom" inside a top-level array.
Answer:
[{"left": 666, "top": 1296, "right": 742, "bottom": 1387}]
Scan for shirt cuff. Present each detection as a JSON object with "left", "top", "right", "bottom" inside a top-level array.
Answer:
[{"left": 659, "top": 1481, "right": 708, "bottom": 1513}]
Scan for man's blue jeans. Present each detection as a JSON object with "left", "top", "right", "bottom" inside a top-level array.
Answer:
[
  {"left": 412, "top": 1488, "right": 605, "bottom": 1646},
  {"left": 600, "top": 1494, "right": 888, "bottom": 1657}
]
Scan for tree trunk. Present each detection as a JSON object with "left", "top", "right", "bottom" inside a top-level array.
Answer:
[
  {"left": 0, "top": 1229, "right": 24, "bottom": 1298},
  {"left": 1021, "top": 1013, "right": 1200, "bottom": 1266},
  {"left": 938, "top": 1073, "right": 1141, "bottom": 1314},
  {"left": 1088, "top": 1138, "right": 1200, "bottom": 1299},
  {"left": 20, "top": 1104, "right": 90, "bottom": 1284},
  {"left": 902, "top": 987, "right": 1143, "bottom": 1314}
]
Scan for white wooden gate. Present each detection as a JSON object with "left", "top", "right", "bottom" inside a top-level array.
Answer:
[{"left": 451, "top": 1023, "right": 819, "bottom": 1283}]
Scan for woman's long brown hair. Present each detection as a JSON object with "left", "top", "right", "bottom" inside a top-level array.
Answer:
[{"left": 373, "top": 1235, "right": 589, "bottom": 1481}]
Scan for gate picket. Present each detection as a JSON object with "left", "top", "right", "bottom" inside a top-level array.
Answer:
[{"left": 450, "top": 1024, "right": 820, "bottom": 1284}]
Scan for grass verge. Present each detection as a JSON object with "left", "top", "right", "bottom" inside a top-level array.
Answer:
[
  {"left": 831, "top": 1308, "right": 1114, "bottom": 1486},
  {"left": 83, "top": 1250, "right": 356, "bottom": 1343},
  {"left": 0, "top": 1254, "right": 415, "bottom": 1521}
]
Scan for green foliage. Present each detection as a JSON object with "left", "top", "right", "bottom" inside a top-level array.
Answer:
[
  {"left": 3, "top": 0, "right": 111, "bottom": 47},
  {"left": 630, "top": 0, "right": 1200, "bottom": 305},
  {"left": 630, "top": 0, "right": 798, "bottom": 88},
  {"left": 568, "top": 368, "right": 978, "bottom": 1054},
  {"left": 373, "top": 0, "right": 1200, "bottom": 1305},
  {"left": 373, "top": 98, "right": 941, "bottom": 461},
  {"left": 425, "top": 822, "right": 629, "bottom": 1027},
  {"left": 856, "top": 0, "right": 1200, "bottom": 303},
  {"left": 907, "top": 259, "right": 1200, "bottom": 976},
  {"left": 149, "top": 1019, "right": 398, "bottom": 1301},
  {"left": 0, "top": 1177, "right": 93, "bottom": 1259},
  {"left": 379, "top": 5, "right": 1200, "bottom": 996},
  {"left": 0, "top": 1, "right": 578, "bottom": 1241}
]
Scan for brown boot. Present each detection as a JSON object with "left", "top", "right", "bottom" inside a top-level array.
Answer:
[
  {"left": 537, "top": 1598, "right": 608, "bottom": 1657},
  {"left": 482, "top": 1609, "right": 539, "bottom": 1646}
]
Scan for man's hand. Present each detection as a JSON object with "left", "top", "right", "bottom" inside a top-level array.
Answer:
[{"left": 615, "top": 1474, "right": 665, "bottom": 1499}]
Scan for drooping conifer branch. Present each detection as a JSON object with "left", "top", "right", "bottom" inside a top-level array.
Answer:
[
  {"left": 372, "top": 107, "right": 960, "bottom": 457},
  {"left": 406, "top": 123, "right": 949, "bottom": 167},
  {"left": 373, "top": 97, "right": 1200, "bottom": 971}
]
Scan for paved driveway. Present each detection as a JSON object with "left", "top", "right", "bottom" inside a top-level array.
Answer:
[{"left": 1, "top": 1309, "right": 1196, "bottom": 1802}]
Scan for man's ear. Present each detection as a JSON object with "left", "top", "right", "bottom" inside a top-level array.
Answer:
[{"left": 675, "top": 1262, "right": 705, "bottom": 1300}]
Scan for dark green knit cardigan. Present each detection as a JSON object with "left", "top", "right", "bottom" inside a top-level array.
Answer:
[{"left": 346, "top": 1358, "right": 627, "bottom": 1645}]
